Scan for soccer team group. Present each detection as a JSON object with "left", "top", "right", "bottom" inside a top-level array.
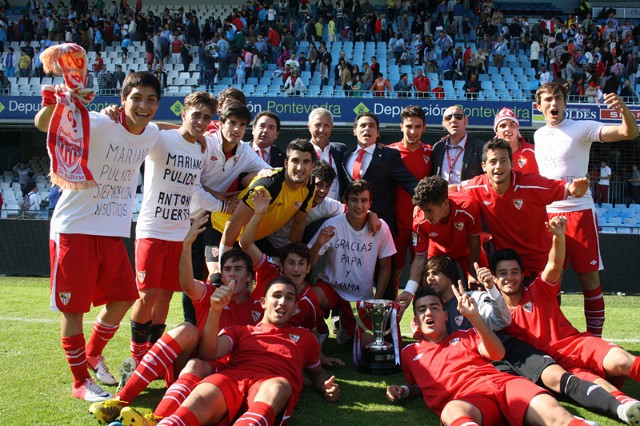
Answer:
[{"left": 37, "top": 70, "right": 640, "bottom": 425}]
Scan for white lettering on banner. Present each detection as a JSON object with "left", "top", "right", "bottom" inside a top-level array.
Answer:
[{"left": 8, "top": 100, "right": 42, "bottom": 114}]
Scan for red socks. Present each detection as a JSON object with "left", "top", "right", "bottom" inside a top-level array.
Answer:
[
  {"left": 117, "top": 334, "right": 182, "bottom": 402},
  {"left": 157, "top": 406, "right": 199, "bottom": 426},
  {"left": 629, "top": 356, "right": 640, "bottom": 382},
  {"left": 154, "top": 373, "right": 201, "bottom": 418},
  {"left": 583, "top": 287, "right": 605, "bottom": 337},
  {"left": 86, "top": 318, "right": 119, "bottom": 358},
  {"left": 61, "top": 333, "right": 90, "bottom": 388},
  {"left": 234, "top": 402, "right": 276, "bottom": 426},
  {"left": 450, "top": 416, "right": 479, "bottom": 426}
]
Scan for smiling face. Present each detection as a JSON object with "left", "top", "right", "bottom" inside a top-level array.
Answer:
[
  {"left": 494, "top": 259, "right": 524, "bottom": 297},
  {"left": 537, "top": 91, "right": 566, "bottom": 126},
  {"left": 180, "top": 103, "right": 214, "bottom": 142},
  {"left": 413, "top": 294, "right": 448, "bottom": 339},
  {"left": 284, "top": 150, "right": 314, "bottom": 187},
  {"left": 482, "top": 148, "right": 512, "bottom": 192},
  {"left": 252, "top": 115, "right": 280, "bottom": 149},
  {"left": 281, "top": 253, "right": 311, "bottom": 290},
  {"left": 308, "top": 112, "right": 333, "bottom": 148},
  {"left": 313, "top": 178, "right": 331, "bottom": 206},
  {"left": 353, "top": 115, "right": 379, "bottom": 148},
  {"left": 401, "top": 116, "right": 425, "bottom": 147},
  {"left": 495, "top": 120, "right": 519, "bottom": 148},
  {"left": 121, "top": 86, "right": 159, "bottom": 134},
  {"left": 345, "top": 189, "right": 371, "bottom": 223},
  {"left": 260, "top": 282, "right": 297, "bottom": 327}
]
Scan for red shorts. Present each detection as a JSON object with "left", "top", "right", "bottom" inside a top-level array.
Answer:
[
  {"left": 201, "top": 369, "right": 299, "bottom": 424},
  {"left": 548, "top": 209, "right": 602, "bottom": 274},
  {"left": 393, "top": 226, "right": 415, "bottom": 270},
  {"left": 134, "top": 238, "right": 182, "bottom": 292},
  {"left": 552, "top": 333, "right": 618, "bottom": 381},
  {"left": 49, "top": 233, "right": 138, "bottom": 313},
  {"left": 314, "top": 280, "right": 357, "bottom": 337},
  {"left": 457, "top": 373, "right": 548, "bottom": 426}
]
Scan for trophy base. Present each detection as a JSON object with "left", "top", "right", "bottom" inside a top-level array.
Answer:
[{"left": 358, "top": 347, "right": 401, "bottom": 375}]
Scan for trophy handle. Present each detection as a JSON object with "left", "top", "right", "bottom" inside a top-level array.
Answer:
[{"left": 355, "top": 311, "right": 374, "bottom": 336}]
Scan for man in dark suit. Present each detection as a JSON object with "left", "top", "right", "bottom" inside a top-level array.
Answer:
[
  {"left": 250, "top": 111, "right": 285, "bottom": 168},
  {"left": 430, "top": 105, "right": 485, "bottom": 183},
  {"left": 307, "top": 108, "right": 348, "bottom": 201},
  {"left": 342, "top": 112, "right": 419, "bottom": 300}
]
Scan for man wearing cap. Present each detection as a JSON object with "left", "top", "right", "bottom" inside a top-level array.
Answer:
[
  {"left": 493, "top": 107, "right": 539, "bottom": 174},
  {"left": 430, "top": 106, "right": 485, "bottom": 184}
]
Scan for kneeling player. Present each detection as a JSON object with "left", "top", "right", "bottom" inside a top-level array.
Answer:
[
  {"left": 387, "top": 286, "right": 597, "bottom": 426},
  {"left": 157, "top": 277, "right": 340, "bottom": 425}
]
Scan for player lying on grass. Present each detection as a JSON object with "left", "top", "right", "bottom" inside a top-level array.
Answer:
[{"left": 387, "top": 285, "right": 599, "bottom": 426}]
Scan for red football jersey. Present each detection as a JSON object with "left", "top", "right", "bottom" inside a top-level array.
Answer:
[
  {"left": 503, "top": 275, "right": 585, "bottom": 358},
  {"left": 458, "top": 171, "right": 568, "bottom": 275},
  {"left": 251, "top": 255, "right": 323, "bottom": 331},
  {"left": 220, "top": 322, "right": 321, "bottom": 394},
  {"left": 513, "top": 140, "right": 539, "bottom": 174},
  {"left": 401, "top": 329, "right": 506, "bottom": 415},
  {"left": 192, "top": 281, "right": 262, "bottom": 332},
  {"left": 412, "top": 192, "right": 482, "bottom": 269},
  {"left": 388, "top": 141, "right": 433, "bottom": 230}
]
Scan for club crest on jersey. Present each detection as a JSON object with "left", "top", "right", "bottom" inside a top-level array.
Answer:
[
  {"left": 518, "top": 157, "right": 527, "bottom": 168},
  {"left": 137, "top": 270, "right": 146, "bottom": 283},
  {"left": 210, "top": 155, "right": 218, "bottom": 161},
  {"left": 454, "top": 222, "right": 464, "bottom": 231},
  {"left": 449, "top": 337, "right": 461, "bottom": 345},
  {"left": 423, "top": 155, "right": 431, "bottom": 165},
  {"left": 251, "top": 310, "right": 262, "bottom": 323},
  {"left": 412, "top": 232, "right": 418, "bottom": 247},
  {"left": 293, "top": 307, "right": 300, "bottom": 315},
  {"left": 483, "top": 200, "right": 492, "bottom": 206},
  {"left": 413, "top": 353, "right": 424, "bottom": 361},
  {"left": 59, "top": 292, "right": 71, "bottom": 305},
  {"left": 429, "top": 232, "right": 438, "bottom": 237},
  {"left": 523, "top": 301, "right": 533, "bottom": 312},
  {"left": 455, "top": 315, "right": 464, "bottom": 326},
  {"left": 289, "top": 333, "right": 300, "bottom": 343},
  {"left": 513, "top": 199, "right": 523, "bottom": 210}
]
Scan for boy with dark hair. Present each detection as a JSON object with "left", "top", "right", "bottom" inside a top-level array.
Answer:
[{"left": 35, "top": 71, "right": 162, "bottom": 401}]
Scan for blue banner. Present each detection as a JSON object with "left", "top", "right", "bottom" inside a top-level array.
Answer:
[{"left": 0, "top": 95, "right": 634, "bottom": 128}]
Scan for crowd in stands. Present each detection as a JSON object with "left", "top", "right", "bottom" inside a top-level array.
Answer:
[{"left": 0, "top": 0, "right": 638, "bottom": 101}]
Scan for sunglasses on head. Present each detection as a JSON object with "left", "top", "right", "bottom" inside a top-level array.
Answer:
[{"left": 444, "top": 112, "right": 465, "bottom": 122}]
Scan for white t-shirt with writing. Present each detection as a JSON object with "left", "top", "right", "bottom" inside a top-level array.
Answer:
[
  {"left": 534, "top": 118, "right": 603, "bottom": 212},
  {"left": 51, "top": 112, "right": 159, "bottom": 237},
  {"left": 309, "top": 214, "right": 396, "bottom": 302},
  {"left": 136, "top": 129, "right": 205, "bottom": 241}
]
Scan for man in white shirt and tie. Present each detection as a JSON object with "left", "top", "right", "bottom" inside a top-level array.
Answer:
[{"left": 250, "top": 111, "right": 285, "bottom": 168}]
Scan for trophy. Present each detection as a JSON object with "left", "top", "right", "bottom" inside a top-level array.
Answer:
[{"left": 355, "top": 299, "right": 401, "bottom": 375}]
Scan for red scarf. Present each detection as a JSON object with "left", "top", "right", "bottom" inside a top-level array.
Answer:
[{"left": 40, "top": 43, "right": 96, "bottom": 190}]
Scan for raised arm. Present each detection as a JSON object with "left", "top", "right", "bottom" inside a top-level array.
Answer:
[
  {"left": 34, "top": 104, "right": 55, "bottom": 132},
  {"left": 473, "top": 263, "right": 512, "bottom": 331},
  {"left": 197, "top": 282, "right": 235, "bottom": 360},
  {"left": 309, "top": 225, "right": 336, "bottom": 268},
  {"left": 600, "top": 93, "right": 640, "bottom": 142},
  {"left": 238, "top": 189, "right": 271, "bottom": 266},
  {"left": 395, "top": 252, "right": 426, "bottom": 315},
  {"left": 541, "top": 216, "right": 567, "bottom": 285}
]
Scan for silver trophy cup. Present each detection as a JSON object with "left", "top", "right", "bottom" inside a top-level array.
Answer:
[{"left": 363, "top": 299, "right": 394, "bottom": 350}]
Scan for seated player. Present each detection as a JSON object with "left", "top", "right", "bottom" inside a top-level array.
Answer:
[
  {"left": 308, "top": 179, "right": 396, "bottom": 342},
  {"left": 396, "top": 175, "right": 487, "bottom": 311},
  {"left": 89, "top": 217, "right": 260, "bottom": 424},
  {"left": 427, "top": 253, "right": 640, "bottom": 424},
  {"left": 239, "top": 187, "right": 344, "bottom": 366},
  {"left": 491, "top": 216, "right": 640, "bottom": 424},
  {"left": 155, "top": 277, "right": 340, "bottom": 425},
  {"left": 386, "top": 286, "right": 599, "bottom": 426}
]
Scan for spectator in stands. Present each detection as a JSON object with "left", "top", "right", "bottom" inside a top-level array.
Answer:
[
  {"left": 441, "top": 49, "right": 453, "bottom": 80},
  {"left": 18, "top": 48, "right": 32, "bottom": 77},
  {"left": 463, "top": 73, "right": 480, "bottom": 100},
  {"left": 112, "top": 65, "right": 125, "bottom": 90},
  {"left": 4, "top": 47, "right": 15, "bottom": 78},
  {"left": 595, "top": 160, "right": 612, "bottom": 206},
  {"left": 530, "top": 37, "right": 542, "bottom": 70},
  {"left": 93, "top": 52, "right": 104, "bottom": 73},
  {"left": 22, "top": 171, "right": 36, "bottom": 198},
  {"left": 319, "top": 45, "right": 331, "bottom": 89},
  {"left": 13, "top": 161, "right": 31, "bottom": 187},
  {"left": 603, "top": 73, "right": 619, "bottom": 95},
  {"left": 154, "top": 64, "right": 167, "bottom": 89},
  {"left": 413, "top": 68, "right": 430, "bottom": 98},
  {"left": 393, "top": 72, "right": 412, "bottom": 98},
  {"left": 361, "top": 62, "right": 373, "bottom": 90},
  {"left": 0, "top": 69, "right": 10, "bottom": 93},
  {"left": 371, "top": 72, "right": 392, "bottom": 97},
  {"left": 432, "top": 80, "right": 445, "bottom": 99},
  {"left": 539, "top": 64, "right": 552, "bottom": 85},
  {"left": 97, "top": 64, "right": 113, "bottom": 94},
  {"left": 180, "top": 43, "right": 192, "bottom": 72},
  {"left": 629, "top": 164, "right": 640, "bottom": 204},
  {"left": 339, "top": 60, "right": 352, "bottom": 92},
  {"left": 435, "top": 30, "right": 453, "bottom": 57},
  {"left": 284, "top": 69, "right": 304, "bottom": 96},
  {"left": 620, "top": 78, "right": 636, "bottom": 102},
  {"left": 491, "top": 34, "right": 508, "bottom": 70},
  {"left": 23, "top": 181, "right": 41, "bottom": 218}
]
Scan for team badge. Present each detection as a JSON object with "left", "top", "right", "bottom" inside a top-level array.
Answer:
[
  {"left": 294, "top": 201, "right": 302, "bottom": 210},
  {"left": 449, "top": 337, "right": 460, "bottom": 345},
  {"left": 211, "top": 246, "right": 219, "bottom": 257},
  {"left": 455, "top": 315, "right": 464, "bottom": 326},
  {"left": 293, "top": 308, "right": 300, "bottom": 315},
  {"left": 454, "top": 222, "right": 464, "bottom": 231},
  {"left": 423, "top": 155, "right": 431, "bottom": 165},
  {"left": 429, "top": 232, "right": 438, "bottom": 237},
  {"left": 523, "top": 301, "right": 533, "bottom": 312},
  {"left": 513, "top": 199, "right": 523, "bottom": 210},
  {"left": 412, "top": 232, "right": 418, "bottom": 247},
  {"left": 413, "top": 353, "right": 424, "bottom": 361},
  {"left": 518, "top": 157, "right": 527, "bottom": 168},
  {"left": 251, "top": 310, "right": 262, "bottom": 323},
  {"left": 289, "top": 334, "right": 300, "bottom": 343},
  {"left": 590, "top": 260, "right": 597, "bottom": 265},
  {"left": 223, "top": 305, "right": 231, "bottom": 310},
  {"left": 210, "top": 155, "right": 218, "bottom": 161},
  {"left": 137, "top": 270, "right": 146, "bottom": 283},
  {"left": 59, "top": 292, "right": 71, "bottom": 306},
  {"left": 483, "top": 200, "right": 492, "bottom": 206}
]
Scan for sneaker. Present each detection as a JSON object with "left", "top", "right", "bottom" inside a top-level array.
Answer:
[
  {"left": 120, "top": 407, "right": 159, "bottom": 426},
  {"left": 619, "top": 400, "right": 640, "bottom": 425},
  {"left": 107, "top": 423, "right": 124, "bottom": 426},
  {"left": 72, "top": 378, "right": 113, "bottom": 403},
  {"left": 117, "top": 357, "right": 137, "bottom": 392},
  {"left": 89, "top": 398, "right": 129, "bottom": 424},
  {"left": 88, "top": 355, "right": 118, "bottom": 386}
]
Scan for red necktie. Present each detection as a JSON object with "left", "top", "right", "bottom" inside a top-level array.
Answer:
[
  {"left": 259, "top": 149, "right": 267, "bottom": 161},
  {"left": 352, "top": 149, "right": 366, "bottom": 180}
]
